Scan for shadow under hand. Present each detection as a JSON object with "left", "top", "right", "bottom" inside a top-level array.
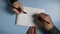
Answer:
[
  {"left": 32, "top": 14, "right": 51, "bottom": 34},
  {"left": 32, "top": 14, "right": 39, "bottom": 26},
  {"left": 5, "top": 0, "right": 15, "bottom": 14}
]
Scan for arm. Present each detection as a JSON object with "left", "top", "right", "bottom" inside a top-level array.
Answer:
[
  {"left": 49, "top": 26, "right": 60, "bottom": 34},
  {"left": 36, "top": 13, "right": 60, "bottom": 34}
]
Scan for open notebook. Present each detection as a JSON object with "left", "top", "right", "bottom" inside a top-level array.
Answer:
[{"left": 16, "top": 6, "right": 45, "bottom": 26}]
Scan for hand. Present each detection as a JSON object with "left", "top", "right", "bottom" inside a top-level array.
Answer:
[
  {"left": 36, "top": 13, "right": 54, "bottom": 30},
  {"left": 12, "top": 1, "right": 23, "bottom": 14},
  {"left": 27, "top": 26, "right": 37, "bottom": 34}
]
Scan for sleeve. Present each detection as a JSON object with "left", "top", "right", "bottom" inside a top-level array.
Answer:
[
  {"left": 49, "top": 26, "right": 60, "bottom": 34},
  {"left": 10, "top": 0, "right": 18, "bottom": 4}
]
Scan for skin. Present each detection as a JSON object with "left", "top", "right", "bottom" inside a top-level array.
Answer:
[
  {"left": 27, "top": 26, "right": 37, "bottom": 34},
  {"left": 27, "top": 13, "right": 54, "bottom": 34},
  {"left": 12, "top": 1, "right": 37, "bottom": 34},
  {"left": 12, "top": 1, "right": 54, "bottom": 33},
  {"left": 12, "top": 1, "right": 23, "bottom": 14},
  {"left": 36, "top": 13, "right": 54, "bottom": 30}
]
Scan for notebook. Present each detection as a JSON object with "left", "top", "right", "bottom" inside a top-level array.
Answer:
[{"left": 16, "top": 6, "right": 45, "bottom": 26}]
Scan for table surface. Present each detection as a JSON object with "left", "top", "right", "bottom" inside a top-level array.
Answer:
[{"left": 0, "top": 0, "right": 60, "bottom": 34}]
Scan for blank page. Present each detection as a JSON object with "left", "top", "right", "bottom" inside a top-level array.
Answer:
[{"left": 16, "top": 6, "right": 45, "bottom": 26}]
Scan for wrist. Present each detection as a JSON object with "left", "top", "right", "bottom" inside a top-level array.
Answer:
[
  {"left": 49, "top": 26, "right": 60, "bottom": 33},
  {"left": 45, "top": 24, "right": 54, "bottom": 31},
  {"left": 46, "top": 25, "right": 54, "bottom": 31}
]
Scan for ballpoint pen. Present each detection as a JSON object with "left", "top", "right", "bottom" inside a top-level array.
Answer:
[
  {"left": 38, "top": 16, "right": 50, "bottom": 24},
  {"left": 9, "top": 4, "right": 27, "bottom": 14}
]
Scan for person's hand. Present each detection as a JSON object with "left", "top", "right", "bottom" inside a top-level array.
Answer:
[
  {"left": 36, "top": 13, "right": 54, "bottom": 30},
  {"left": 12, "top": 1, "right": 23, "bottom": 14},
  {"left": 27, "top": 26, "right": 37, "bottom": 34}
]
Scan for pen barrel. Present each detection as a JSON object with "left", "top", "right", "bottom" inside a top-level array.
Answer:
[
  {"left": 38, "top": 16, "right": 50, "bottom": 24},
  {"left": 9, "top": 4, "right": 27, "bottom": 14}
]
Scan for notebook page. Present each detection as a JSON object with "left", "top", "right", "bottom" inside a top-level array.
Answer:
[{"left": 16, "top": 6, "right": 45, "bottom": 26}]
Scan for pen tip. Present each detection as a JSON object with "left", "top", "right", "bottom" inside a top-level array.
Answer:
[{"left": 23, "top": 12, "right": 27, "bottom": 14}]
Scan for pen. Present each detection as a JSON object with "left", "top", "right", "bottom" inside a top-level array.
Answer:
[
  {"left": 38, "top": 16, "right": 50, "bottom": 24},
  {"left": 9, "top": 4, "right": 27, "bottom": 14},
  {"left": 15, "top": 8, "right": 27, "bottom": 14}
]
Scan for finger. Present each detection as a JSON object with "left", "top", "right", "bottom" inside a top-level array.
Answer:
[
  {"left": 36, "top": 15, "right": 44, "bottom": 27},
  {"left": 40, "top": 13, "right": 49, "bottom": 16},
  {"left": 38, "top": 13, "right": 50, "bottom": 24},
  {"left": 19, "top": 6, "right": 24, "bottom": 12},
  {"left": 27, "top": 26, "right": 37, "bottom": 34},
  {"left": 29, "top": 26, "right": 35, "bottom": 34},
  {"left": 19, "top": 4, "right": 24, "bottom": 12},
  {"left": 13, "top": 8, "right": 19, "bottom": 14},
  {"left": 13, "top": 8, "right": 22, "bottom": 14},
  {"left": 17, "top": 7, "right": 23, "bottom": 14},
  {"left": 31, "top": 26, "right": 37, "bottom": 34},
  {"left": 34, "top": 27, "right": 37, "bottom": 34},
  {"left": 31, "top": 27, "right": 35, "bottom": 34},
  {"left": 38, "top": 13, "right": 49, "bottom": 18},
  {"left": 27, "top": 27, "right": 33, "bottom": 34},
  {"left": 32, "top": 26, "right": 37, "bottom": 34}
]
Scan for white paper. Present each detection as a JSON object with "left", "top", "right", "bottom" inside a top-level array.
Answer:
[{"left": 16, "top": 6, "right": 45, "bottom": 26}]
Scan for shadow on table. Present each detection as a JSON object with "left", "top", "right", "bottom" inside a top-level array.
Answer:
[
  {"left": 0, "top": 30, "right": 5, "bottom": 34},
  {"left": 4, "top": 0, "right": 15, "bottom": 14}
]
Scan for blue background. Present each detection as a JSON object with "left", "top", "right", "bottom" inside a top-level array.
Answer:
[{"left": 0, "top": 0, "right": 60, "bottom": 34}]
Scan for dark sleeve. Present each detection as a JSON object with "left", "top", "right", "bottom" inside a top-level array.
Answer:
[
  {"left": 49, "top": 26, "right": 60, "bottom": 34},
  {"left": 10, "top": 0, "right": 18, "bottom": 3}
]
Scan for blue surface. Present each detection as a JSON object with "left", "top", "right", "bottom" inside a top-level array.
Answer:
[{"left": 0, "top": 0, "right": 60, "bottom": 34}]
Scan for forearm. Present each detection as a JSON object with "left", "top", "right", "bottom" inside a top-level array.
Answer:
[
  {"left": 10, "top": 0, "right": 18, "bottom": 3},
  {"left": 49, "top": 26, "right": 60, "bottom": 34}
]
